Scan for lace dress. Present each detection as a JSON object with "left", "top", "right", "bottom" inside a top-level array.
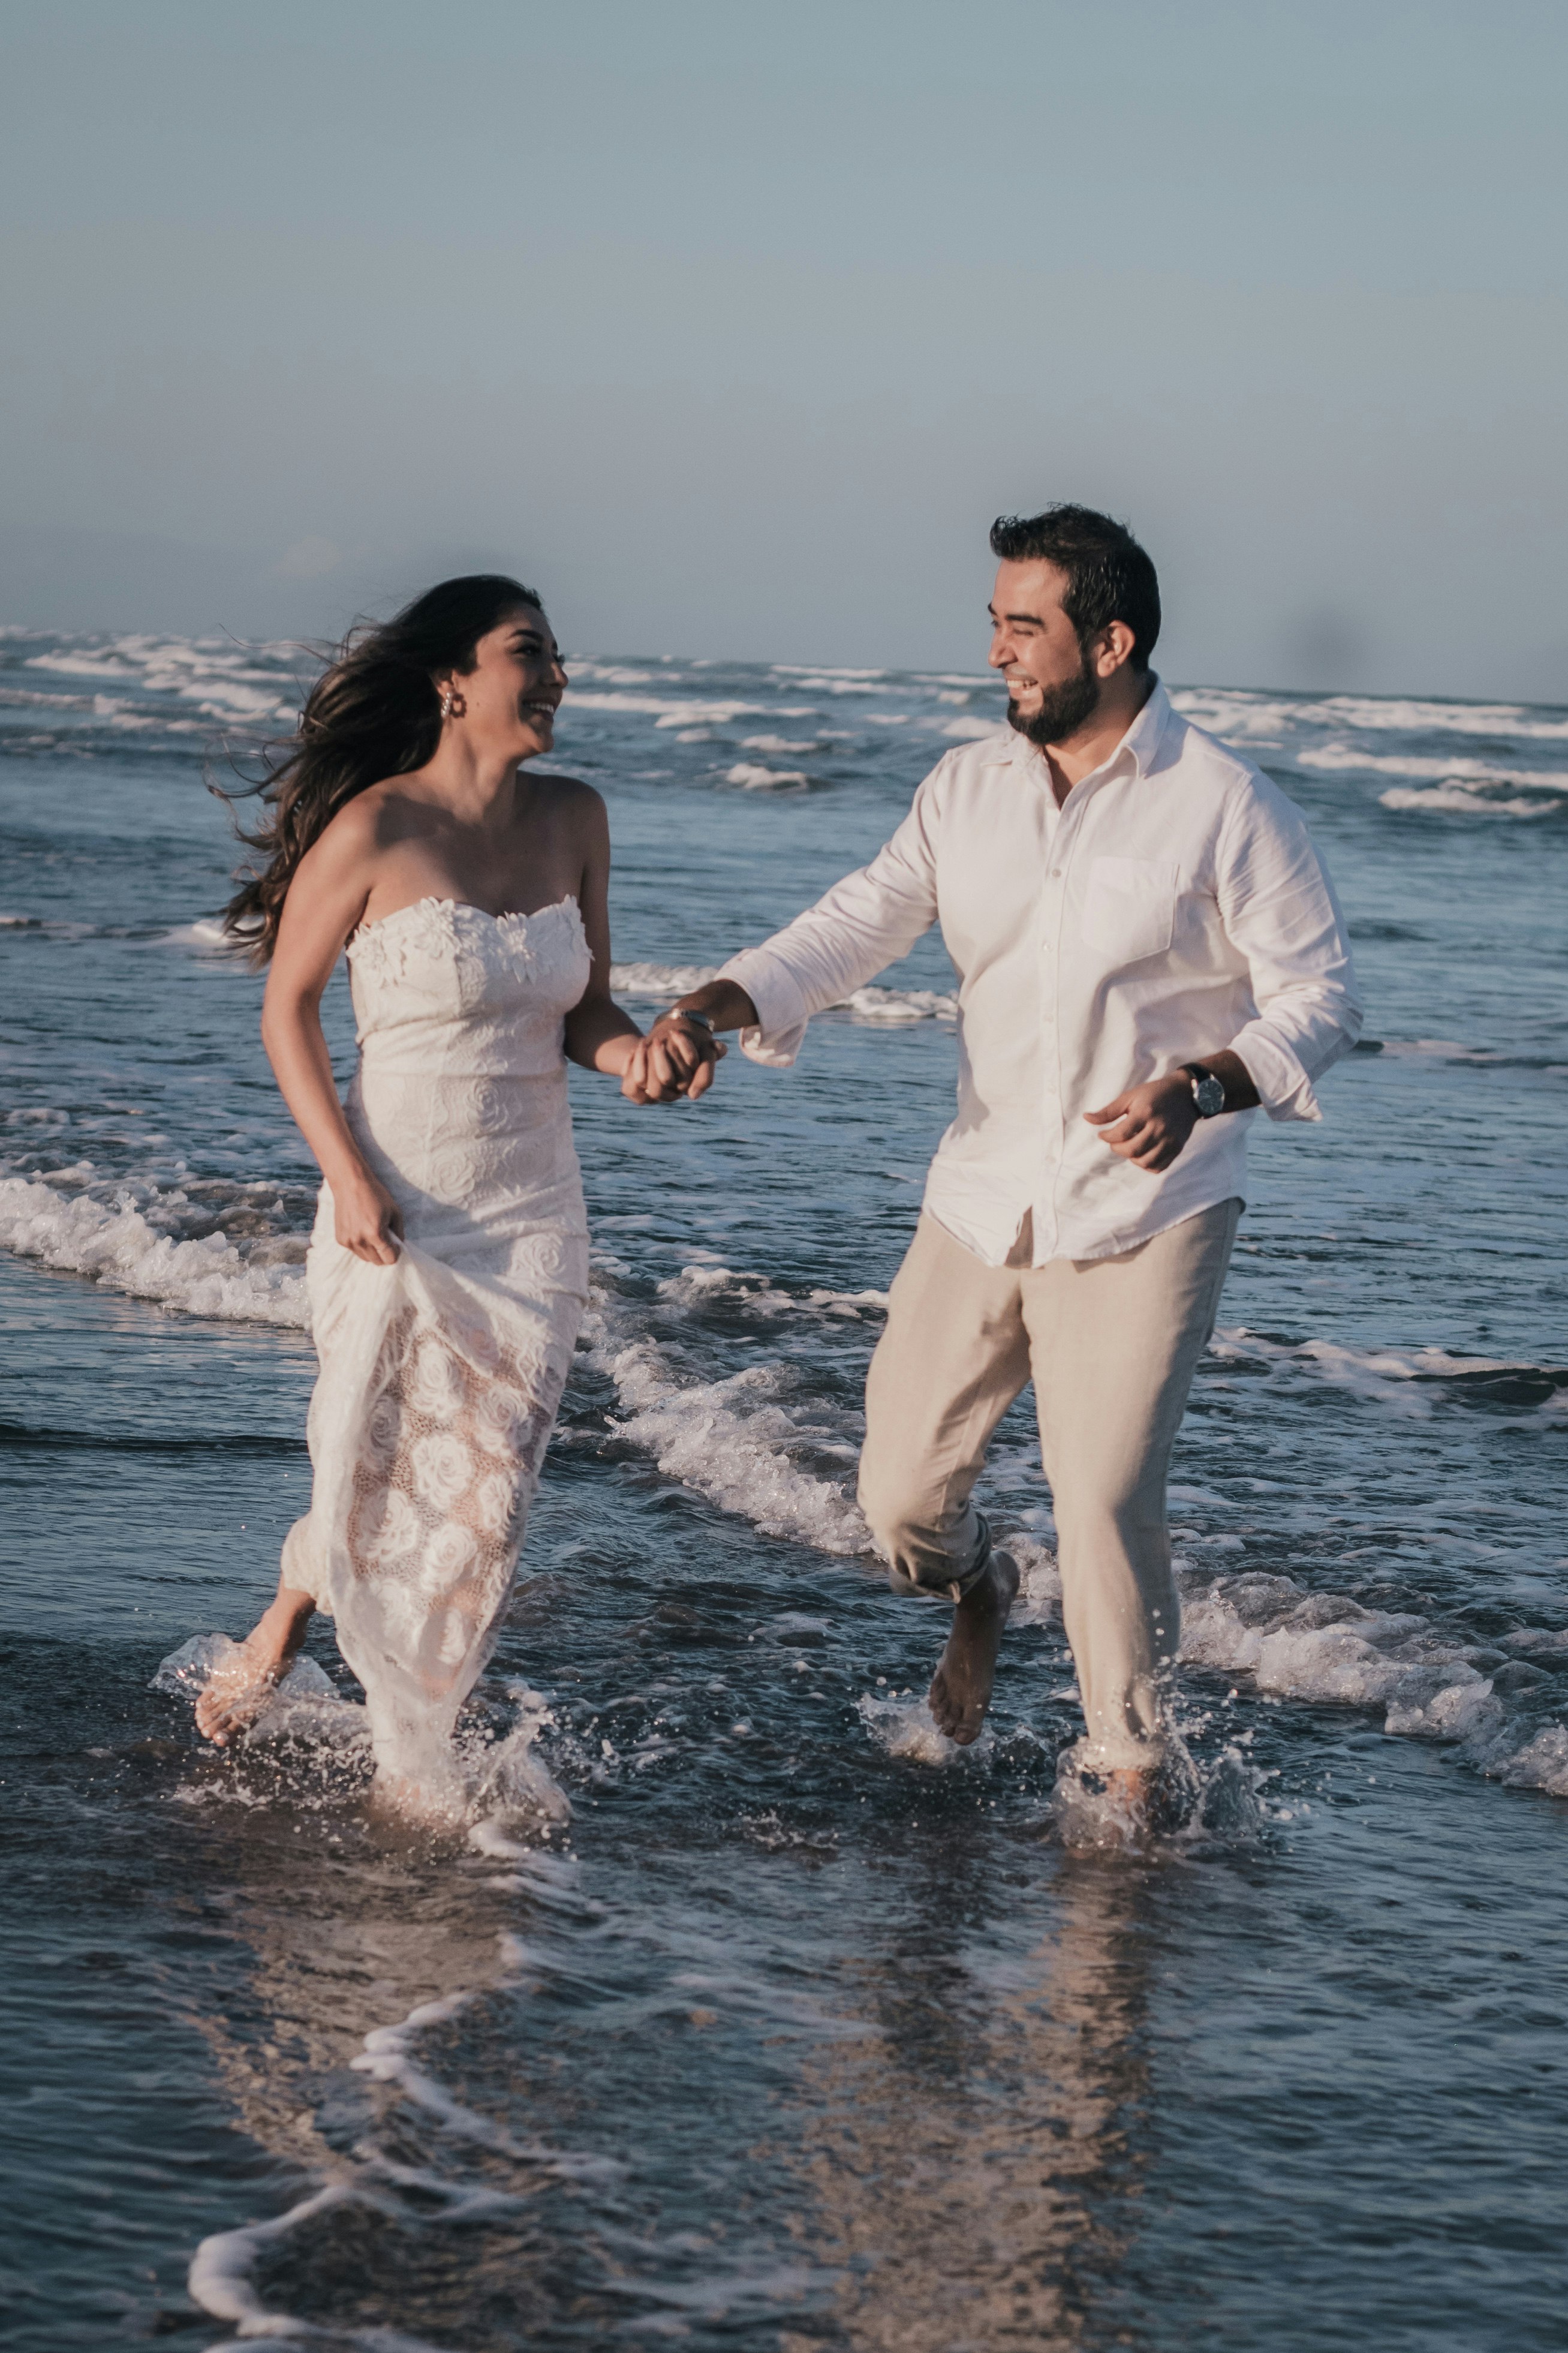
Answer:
[{"left": 279, "top": 895, "right": 592, "bottom": 1782}]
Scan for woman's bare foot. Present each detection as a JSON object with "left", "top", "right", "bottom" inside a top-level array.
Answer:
[
  {"left": 195, "top": 1588, "right": 315, "bottom": 1748},
  {"left": 928, "top": 1549, "right": 1019, "bottom": 1745},
  {"left": 1101, "top": 1756, "right": 1197, "bottom": 1835}
]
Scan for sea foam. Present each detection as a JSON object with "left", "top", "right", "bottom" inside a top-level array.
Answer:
[
  {"left": 1378, "top": 785, "right": 1558, "bottom": 818},
  {"left": 1175, "top": 1564, "right": 1568, "bottom": 1795},
  {"left": 0, "top": 1173, "right": 308, "bottom": 1326},
  {"left": 724, "top": 761, "right": 812, "bottom": 789},
  {"left": 187, "top": 1912, "right": 613, "bottom": 2343},
  {"left": 583, "top": 1307, "right": 869, "bottom": 1557},
  {"left": 1296, "top": 746, "right": 1568, "bottom": 789}
]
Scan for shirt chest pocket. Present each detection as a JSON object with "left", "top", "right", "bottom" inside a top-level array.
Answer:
[{"left": 1079, "top": 855, "right": 1179, "bottom": 964}]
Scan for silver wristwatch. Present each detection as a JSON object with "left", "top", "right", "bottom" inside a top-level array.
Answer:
[
  {"left": 1182, "top": 1063, "right": 1226, "bottom": 1118},
  {"left": 663, "top": 1006, "right": 715, "bottom": 1036}
]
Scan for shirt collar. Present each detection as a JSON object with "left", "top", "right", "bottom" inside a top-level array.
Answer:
[
  {"left": 1004, "top": 674, "right": 1172, "bottom": 788},
  {"left": 1120, "top": 675, "right": 1171, "bottom": 779}
]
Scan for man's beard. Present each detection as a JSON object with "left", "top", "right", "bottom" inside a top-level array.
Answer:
[{"left": 1007, "top": 647, "right": 1100, "bottom": 748}]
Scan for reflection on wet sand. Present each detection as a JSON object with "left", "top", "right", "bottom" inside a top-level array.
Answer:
[
  {"left": 171, "top": 1748, "right": 563, "bottom": 2338},
  {"left": 785, "top": 1853, "right": 1157, "bottom": 2351}
]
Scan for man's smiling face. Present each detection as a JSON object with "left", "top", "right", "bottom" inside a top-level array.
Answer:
[{"left": 987, "top": 558, "right": 1101, "bottom": 747}]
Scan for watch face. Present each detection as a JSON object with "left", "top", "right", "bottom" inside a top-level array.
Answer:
[{"left": 1193, "top": 1072, "right": 1226, "bottom": 1117}]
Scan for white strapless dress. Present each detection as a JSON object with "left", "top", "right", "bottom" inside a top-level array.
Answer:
[{"left": 279, "top": 895, "right": 592, "bottom": 1782}]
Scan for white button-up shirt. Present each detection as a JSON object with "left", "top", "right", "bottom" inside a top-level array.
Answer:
[{"left": 718, "top": 679, "right": 1362, "bottom": 1266}]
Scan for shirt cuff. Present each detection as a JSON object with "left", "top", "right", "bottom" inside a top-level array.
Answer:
[
  {"left": 1228, "top": 1022, "right": 1323, "bottom": 1123},
  {"left": 717, "top": 948, "right": 810, "bottom": 1068}
]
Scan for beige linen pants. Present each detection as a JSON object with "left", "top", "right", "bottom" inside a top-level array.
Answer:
[{"left": 857, "top": 1199, "right": 1241, "bottom": 1768}]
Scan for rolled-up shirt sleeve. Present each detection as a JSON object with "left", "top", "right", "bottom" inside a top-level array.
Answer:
[
  {"left": 1216, "top": 776, "right": 1364, "bottom": 1122},
  {"left": 718, "top": 779, "right": 942, "bottom": 1066}
]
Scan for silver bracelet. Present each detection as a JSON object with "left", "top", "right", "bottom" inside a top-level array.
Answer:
[{"left": 660, "top": 1007, "right": 715, "bottom": 1035}]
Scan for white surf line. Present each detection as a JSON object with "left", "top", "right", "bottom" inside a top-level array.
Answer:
[
  {"left": 1177, "top": 1564, "right": 1568, "bottom": 1796},
  {"left": 189, "top": 2177, "right": 362, "bottom": 2343},
  {"left": 1211, "top": 1326, "right": 1566, "bottom": 1420},
  {"left": 607, "top": 960, "right": 722, "bottom": 997},
  {"left": 188, "top": 1926, "right": 618, "bottom": 2341},
  {"left": 724, "top": 761, "right": 812, "bottom": 788},
  {"left": 1377, "top": 785, "right": 1557, "bottom": 817},
  {"left": 653, "top": 1262, "right": 887, "bottom": 1320},
  {"left": 1296, "top": 746, "right": 1568, "bottom": 788},
  {"left": 580, "top": 1300, "right": 869, "bottom": 1558},
  {"left": 562, "top": 690, "right": 775, "bottom": 724},
  {"left": 0, "top": 1172, "right": 308, "bottom": 1327}
]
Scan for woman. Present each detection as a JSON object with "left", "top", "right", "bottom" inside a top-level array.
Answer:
[{"left": 195, "top": 575, "right": 718, "bottom": 1796}]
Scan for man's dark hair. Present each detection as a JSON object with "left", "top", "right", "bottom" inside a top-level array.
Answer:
[{"left": 989, "top": 505, "right": 1161, "bottom": 674}]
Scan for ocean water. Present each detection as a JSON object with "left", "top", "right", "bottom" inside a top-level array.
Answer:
[{"left": 1, "top": 627, "right": 1566, "bottom": 2351}]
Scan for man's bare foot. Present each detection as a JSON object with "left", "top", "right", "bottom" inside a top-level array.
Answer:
[
  {"left": 928, "top": 1549, "right": 1019, "bottom": 1745},
  {"left": 195, "top": 1591, "right": 315, "bottom": 1748}
]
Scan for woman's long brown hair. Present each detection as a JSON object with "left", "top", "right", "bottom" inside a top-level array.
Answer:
[{"left": 220, "top": 573, "right": 543, "bottom": 963}]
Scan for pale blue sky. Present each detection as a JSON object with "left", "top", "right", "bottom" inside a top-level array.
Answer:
[{"left": 2, "top": 0, "right": 1563, "bottom": 693}]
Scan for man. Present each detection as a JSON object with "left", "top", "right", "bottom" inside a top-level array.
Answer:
[{"left": 636, "top": 506, "right": 1361, "bottom": 1810}]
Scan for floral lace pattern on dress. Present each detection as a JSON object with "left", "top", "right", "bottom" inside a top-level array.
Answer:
[
  {"left": 345, "top": 894, "right": 587, "bottom": 1000},
  {"left": 347, "top": 1303, "right": 556, "bottom": 1683}
]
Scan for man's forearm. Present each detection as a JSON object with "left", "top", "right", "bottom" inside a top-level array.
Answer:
[
  {"left": 670, "top": 978, "right": 760, "bottom": 1032},
  {"left": 671, "top": 819, "right": 937, "bottom": 1048}
]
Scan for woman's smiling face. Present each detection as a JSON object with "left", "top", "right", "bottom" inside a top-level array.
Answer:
[{"left": 452, "top": 605, "right": 567, "bottom": 761}]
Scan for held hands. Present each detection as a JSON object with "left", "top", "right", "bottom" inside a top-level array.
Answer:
[
  {"left": 621, "top": 1011, "right": 727, "bottom": 1106},
  {"left": 333, "top": 1165, "right": 404, "bottom": 1264},
  {"left": 1084, "top": 1071, "right": 1199, "bottom": 1173}
]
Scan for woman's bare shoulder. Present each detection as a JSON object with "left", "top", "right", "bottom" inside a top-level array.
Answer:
[
  {"left": 321, "top": 777, "right": 437, "bottom": 848},
  {"left": 531, "top": 772, "right": 609, "bottom": 836},
  {"left": 532, "top": 771, "right": 603, "bottom": 809},
  {"left": 293, "top": 780, "right": 414, "bottom": 888}
]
